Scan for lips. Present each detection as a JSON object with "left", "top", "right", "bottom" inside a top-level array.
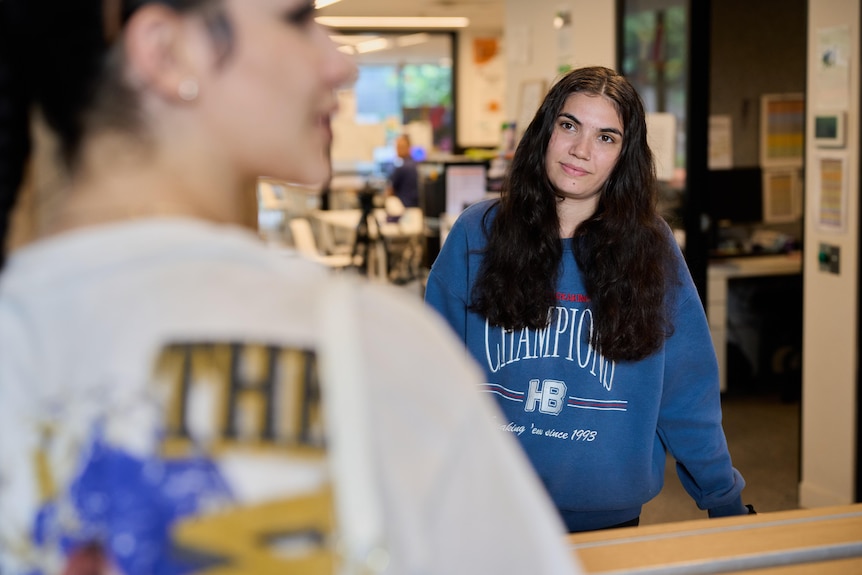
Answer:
[{"left": 560, "top": 162, "right": 589, "bottom": 177}]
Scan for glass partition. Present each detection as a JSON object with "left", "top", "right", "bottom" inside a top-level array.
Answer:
[
  {"left": 620, "top": 0, "right": 688, "bottom": 229},
  {"left": 329, "top": 32, "right": 455, "bottom": 179}
]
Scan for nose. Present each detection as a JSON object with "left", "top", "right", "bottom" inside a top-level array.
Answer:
[
  {"left": 331, "top": 47, "right": 358, "bottom": 90},
  {"left": 570, "top": 135, "right": 591, "bottom": 160},
  {"left": 318, "top": 26, "right": 358, "bottom": 90}
]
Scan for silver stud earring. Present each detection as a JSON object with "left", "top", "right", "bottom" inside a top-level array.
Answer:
[{"left": 178, "top": 77, "right": 199, "bottom": 102}]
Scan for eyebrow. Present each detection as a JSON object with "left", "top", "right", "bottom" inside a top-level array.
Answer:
[{"left": 558, "top": 112, "right": 623, "bottom": 137}]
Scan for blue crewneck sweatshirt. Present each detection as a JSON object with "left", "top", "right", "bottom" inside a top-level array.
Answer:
[{"left": 425, "top": 199, "right": 747, "bottom": 532}]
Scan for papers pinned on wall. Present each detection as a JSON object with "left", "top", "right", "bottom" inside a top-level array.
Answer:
[
  {"left": 708, "top": 115, "right": 733, "bottom": 169},
  {"left": 646, "top": 112, "right": 677, "bottom": 181}
]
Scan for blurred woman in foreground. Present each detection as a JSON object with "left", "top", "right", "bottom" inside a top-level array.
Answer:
[{"left": 0, "top": 1, "right": 582, "bottom": 573}]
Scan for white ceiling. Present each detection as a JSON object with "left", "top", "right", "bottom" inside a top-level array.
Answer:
[
  {"left": 331, "top": 32, "right": 454, "bottom": 65},
  {"left": 317, "top": 0, "right": 506, "bottom": 32}
]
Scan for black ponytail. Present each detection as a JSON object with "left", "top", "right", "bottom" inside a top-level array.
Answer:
[
  {"left": 22, "top": 0, "right": 111, "bottom": 165},
  {"left": 0, "top": 0, "right": 230, "bottom": 266},
  {"left": 0, "top": 0, "right": 110, "bottom": 268},
  {"left": 0, "top": 0, "right": 33, "bottom": 270},
  {"left": 8, "top": 0, "right": 228, "bottom": 165}
]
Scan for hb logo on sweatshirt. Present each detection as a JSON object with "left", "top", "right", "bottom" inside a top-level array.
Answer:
[{"left": 525, "top": 379, "right": 567, "bottom": 415}]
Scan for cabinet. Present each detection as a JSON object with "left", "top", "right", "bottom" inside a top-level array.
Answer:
[{"left": 707, "top": 254, "right": 802, "bottom": 392}]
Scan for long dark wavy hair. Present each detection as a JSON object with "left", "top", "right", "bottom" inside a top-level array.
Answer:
[{"left": 470, "top": 66, "right": 675, "bottom": 362}]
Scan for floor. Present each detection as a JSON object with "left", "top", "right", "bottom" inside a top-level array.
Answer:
[{"left": 642, "top": 389, "right": 801, "bottom": 524}]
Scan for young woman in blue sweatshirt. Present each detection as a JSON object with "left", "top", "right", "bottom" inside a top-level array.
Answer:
[{"left": 425, "top": 66, "right": 753, "bottom": 533}]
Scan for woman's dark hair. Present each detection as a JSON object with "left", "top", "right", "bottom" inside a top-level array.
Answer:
[
  {"left": 470, "top": 66, "right": 675, "bottom": 362},
  {"left": 0, "top": 0, "right": 231, "bottom": 268},
  {"left": 2, "top": 0, "right": 231, "bottom": 168},
  {"left": 0, "top": 2, "right": 31, "bottom": 269}
]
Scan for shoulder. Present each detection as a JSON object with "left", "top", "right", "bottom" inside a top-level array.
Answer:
[
  {"left": 453, "top": 197, "right": 498, "bottom": 230},
  {"left": 652, "top": 218, "right": 702, "bottom": 308},
  {"left": 438, "top": 198, "right": 498, "bottom": 257},
  {"left": 653, "top": 214, "right": 677, "bottom": 243},
  {"left": 464, "top": 197, "right": 499, "bottom": 218},
  {"left": 350, "top": 278, "right": 483, "bottom": 409},
  {"left": 650, "top": 216, "right": 685, "bottom": 266}
]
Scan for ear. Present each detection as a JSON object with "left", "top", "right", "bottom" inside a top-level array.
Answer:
[{"left": 122, "top": 4, "right": 208, "bottom": 103}]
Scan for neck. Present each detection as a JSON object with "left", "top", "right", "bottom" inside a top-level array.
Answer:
[
  {"left": 556, "top": 195, "right": 599, "bottom": 237},
  {"left": 49, "top": 194, "right": 220, "bottom": 235},
  {"left": 47, "top": 134, "right": 257, "bottom": 236}
]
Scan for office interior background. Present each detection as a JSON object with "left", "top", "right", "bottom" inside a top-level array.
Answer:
[
  {"left": 313, "top": 0, "right": 861, "bottom": 518},
  {"left": 6, "top": 0, "right": 860, "bottom": 524}
]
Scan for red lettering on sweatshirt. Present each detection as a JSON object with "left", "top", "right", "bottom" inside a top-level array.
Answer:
[{"left": 556, "top": 292, "right": 590, "bottom": 303}]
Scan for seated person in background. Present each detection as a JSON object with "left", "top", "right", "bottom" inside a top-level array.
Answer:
[
  {"left": 0, "top": 1, "right": 582, "bottom": 574},
  {"left": 385, "top": 133, "right": 419, "bottom": 209}
]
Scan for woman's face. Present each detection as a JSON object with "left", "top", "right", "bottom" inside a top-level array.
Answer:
[
  {"left": 544, "top": 92, "right": 624, "bottom": 207},
  {"left": 199, "top": 0, "right": 354, "bottom": 185}
]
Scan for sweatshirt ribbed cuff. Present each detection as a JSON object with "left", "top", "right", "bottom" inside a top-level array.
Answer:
[{"left": 707, "top": 495, "right": 749, "bottom": 518}]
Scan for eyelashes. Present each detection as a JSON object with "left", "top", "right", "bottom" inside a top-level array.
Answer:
[{"left": 284, "top": 1, "right": 316, "bottom": 27}]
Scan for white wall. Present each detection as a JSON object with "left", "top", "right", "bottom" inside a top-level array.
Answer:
[
  {"left": 457, "top": 30, "right": 507, "bottom": 148},
  {"left": 800, "top": 0, "right": 860, "bottom": 507},
  {"left": 458, "top": 2, "right": 616, "bottom": 149},
  {"left": 503, "top": 0, "right": 616, "bottom": 127}
]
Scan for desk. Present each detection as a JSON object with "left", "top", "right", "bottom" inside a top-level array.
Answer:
[
  {"left": 707, "top": 253, "right": 802, "bottom": 392},
  {"left": 568, "top": 504, "right": 862, "bottom": 574},
  {"left": 311, "top": 209, "right": 423, "bottom": 282},
  {"left": 310, "top": 209, "right": 367, "bottom": 237}
]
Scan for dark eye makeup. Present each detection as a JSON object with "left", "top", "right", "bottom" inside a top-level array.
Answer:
[{"left": 284, "top": 1, "right": 316, "bottom": 26}]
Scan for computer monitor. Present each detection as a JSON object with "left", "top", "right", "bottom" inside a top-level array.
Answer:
[
  {"left": 445, "top": 164, "right": 488, "bottom": 216},
  {"left": 707, "top": 167, "right": 763, "bottom": 225},
  {"left": 419, "top": 159, "right": 488, "bottom": 219}
]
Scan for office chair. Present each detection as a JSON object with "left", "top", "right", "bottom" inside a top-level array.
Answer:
[{"left": 289, "top": 217, "right": 354, "bottom": 271}]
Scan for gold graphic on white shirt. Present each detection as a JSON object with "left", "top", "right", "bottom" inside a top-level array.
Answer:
[{"left": 151, "top": 342, "right": 336, "bottom": 573}]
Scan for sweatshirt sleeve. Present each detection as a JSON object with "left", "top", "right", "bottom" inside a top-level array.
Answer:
[
  {"left": 656, "top": 250, "right": 749, "bottom": 517},
  {"left": 424, "top": 213, "right": 472, "bottom": 342}
]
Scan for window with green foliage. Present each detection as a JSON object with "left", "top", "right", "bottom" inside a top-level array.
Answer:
[
  {"left": 621, "top": 3, "right": 687, "bottom": 169},
  {"left": 339, "top": 32, "right": 455, "bottom": 153},
  {"left": 401, "top": 64, "right": 452, "bottom": 108}
]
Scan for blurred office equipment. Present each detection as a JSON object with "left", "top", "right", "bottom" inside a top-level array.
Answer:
[{"left": 419, "top": 157, "right": 490, "bottom": 265}]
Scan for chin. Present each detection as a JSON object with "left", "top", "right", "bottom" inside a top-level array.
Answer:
[
  {"left": 268, "top": 155, "right": 328, "bottom": 186},
  {"left": 281, "top": 167, "right": 329, "bottom": 190},
  {"left": 302, "top": 164, "right": 330, "bottom": 187}
]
